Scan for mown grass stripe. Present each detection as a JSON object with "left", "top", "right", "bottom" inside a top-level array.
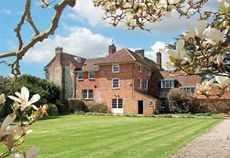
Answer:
[{"left": 14, "top": 115, "right": 221, "bottom": 158}]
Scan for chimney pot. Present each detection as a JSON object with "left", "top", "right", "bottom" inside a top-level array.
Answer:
[
  {"left": 109, "top": 44, "right": 116, "bottom": 55},
  {"left": 156, "top": 52, "right": 162, "bottom": 69},
  {"left": 55, "top": 46, "right": 63, "bottom": 54}
]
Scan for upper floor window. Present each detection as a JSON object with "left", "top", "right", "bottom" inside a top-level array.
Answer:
[
  {"left": 147, "top": 68, "right": 151, "bottom": 76},
  {"left": 112, "top": 64, "right": 120, "bottom": 73},
  {"left": 181, "top": 87, "right": 195, "bottom": 94},
  {"left": 144, "top": 80, "right": 148, "bottom": 90},
  {"left": 161, "top": 80, "right": 175, "bottom": 89},
  {"left": 78, "top": 72, "right": 83, "bottom": 80},
  {"left": 88, "top": 71, "right": 95, "bottom": 80},
  {"left": 112, "top": 78, "right": 120, "bottom": 89},
  {"left": 82, "top": 90, "right": 93, "bottom": 99},
  {"left": 137, "top": 78, "right": 142, "bottom": 89},
  {"left": 137, "top": 65, "right": 142, "bottom": 72}
]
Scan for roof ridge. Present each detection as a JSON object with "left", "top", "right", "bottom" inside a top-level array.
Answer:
[{"left": 125, "top": 48, "right": 136, "bottom": 61}]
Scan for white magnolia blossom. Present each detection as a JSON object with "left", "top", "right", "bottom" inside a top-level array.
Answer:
[
  {"left": 158, "top": 0, "right": 181, "bottom": 8},
  {"left": 168, "top": 39, "right": 186, "bottom": 62},
  {"left": 203, "top": 26, "right": 224, "bottom": 45},
  {"left": 186, "top": 20, "right": 207, "bottom": 39},
  {"left": 8, "top": 87, "right": 40, "bottom": 111},
  {"left": 0, "top": 113, "right": 17, "bottom": 138},
  {"left": 197, "top": 78, "right": 215, "bottom": 95},
  {"left": 215, "top": 75, "right": 230, "bottom": 89},
  {"left": 218, "top": 0, "right": 230, "bottom": 13},
  {"left": 216, "top": 54, "right": 224, "bottom": 66},
  {"left": 13, "top": 146, "right": 40, "bottom": 158}
]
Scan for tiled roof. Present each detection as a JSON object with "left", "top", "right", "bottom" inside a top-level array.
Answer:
[
  {"left": 195, "top": 86, "right": 230, "bottom": 100},
  {"left": 95, "top": 49, "right": 134, "bottom": 64},
  {"left": 44, "top": 52, "right": 85, "bottom": 68},
  {"left": 160, "top": 71, "right": 201, "bottom": 87},
  {"left": 95, "top": 48, "right": 158, "bottom": 69},
  {"left": 81, "top": 58, "right": 104, "bottom": 72}
]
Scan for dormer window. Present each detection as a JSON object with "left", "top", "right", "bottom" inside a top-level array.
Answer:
[
  {"left": 161, "top": 80, "right": 175, "bottom": 89},
  {"left": 112, "top": 64, "right": 120, "bottom": 73},
  {"left": 88, "top": 71, "right": 95, "bottom": 80},
  {"left": 78, "top": 72, "right": 83, "bottom": 80},
  {"left": 181, "top": 87, "right": 195, "bottom": 94}
]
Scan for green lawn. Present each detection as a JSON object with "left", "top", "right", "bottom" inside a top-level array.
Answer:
[{"left": 20, "top": 115, "right": 220, "bottom": 158}]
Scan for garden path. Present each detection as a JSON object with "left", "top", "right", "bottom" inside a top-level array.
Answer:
[{"left": 170, "top": 119, "right": 230, "bottom": 158}]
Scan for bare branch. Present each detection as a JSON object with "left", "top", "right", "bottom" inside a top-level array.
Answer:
[{"left": 0, "top": 0, "right": 76, "bottom": 76}]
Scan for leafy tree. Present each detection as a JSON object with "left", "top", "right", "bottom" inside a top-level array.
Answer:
[
  {"left": 1, "top": 75, "right": 64, "bottom": 117},
  {"left": 167, "top": 88, "right": 193, "bottom": 113}
]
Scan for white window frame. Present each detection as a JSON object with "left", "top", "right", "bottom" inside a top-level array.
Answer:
[
  {"left": 78, "top": 72, "right": 83, "bottom": 80},
  {"left": 137, "top": 65, "right": 142, "bottom": 72},
  {"left": 112, "top": 64, "right": 120, "bottom": 73},
  {"left": 160, "top": 80, "right": 175, "bottom": 89},
  {"left": 112, "top": 98, "right": 123, "bottom": 109},
  {"left": 137, "top": 78, "right": 142, "bottom": 89},
  {"left": 181, "top": 87, "right": 195, "bottom": 94},
  {"left": 82, "top": 90, "right": 93, "bottom": 99},
  {"left": 88, "top": 71, "right": 95, "bottom": 80},
  {"left": 112, "top": 78, "right": 120, "bottom": 89},
  {"left": 147, "top": 68, "right": 151, "bottom": 76},
  {"left": 144, "top": 80, "right": 148, "bottom": 90}
]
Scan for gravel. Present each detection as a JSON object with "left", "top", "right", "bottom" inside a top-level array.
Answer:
[{"left": 170, "top": 119, "right": 230, "bottom": 158}]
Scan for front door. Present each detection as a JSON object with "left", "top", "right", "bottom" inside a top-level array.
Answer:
[
  {"left": 138, "top": 100, "right": 143, "bottom": 114},
  {"left": 112, "top": 98, "right": 123, "bottom": 114}
]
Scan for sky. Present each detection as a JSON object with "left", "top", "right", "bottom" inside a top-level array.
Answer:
[{"left": 0, "top": 0, "right": 219, "bottom": 78}]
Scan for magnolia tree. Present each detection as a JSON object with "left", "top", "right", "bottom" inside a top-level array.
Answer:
[
  {"left": 0, "top": 87, "right": 48, "bottom": 157},
  {"left": 93, "top": 0, "right": 229, "bottom": 97}
]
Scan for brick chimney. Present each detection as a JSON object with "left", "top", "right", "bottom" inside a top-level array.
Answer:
[
  {"left": 55, "top": 46, "right": 63, "bottom": 54},
  {"left": 109, "top": 44, "right": 116, "bottom": 55},
  {"left": 135, "top": 49, "right": 145, "bottom": 57},
  {"left": 156, "top": 52, "right": 162, "bottom": 69}
]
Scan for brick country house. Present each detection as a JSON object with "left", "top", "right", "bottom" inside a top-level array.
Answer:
[
  {"left": 45, "top": 45, "right": 230, "bottom": 114},
  {"left": 45, "top": 45, "right": 160, "bottom": 115}
]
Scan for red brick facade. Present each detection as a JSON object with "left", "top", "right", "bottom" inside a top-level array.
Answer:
[{"left": 74, "top": 48, "right": 160, "bottom": 115}]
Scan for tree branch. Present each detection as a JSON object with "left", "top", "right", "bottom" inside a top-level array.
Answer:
[{"left": 0, "top": 0, "right": 76, "bottom": 75}]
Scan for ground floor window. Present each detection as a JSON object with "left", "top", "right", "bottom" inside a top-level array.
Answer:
[
  {"left": 112, "top": 99, "right": 123, "bottom": 108},
  {"left": 82, "top": 90, "right": 93, "bottom": 99}
]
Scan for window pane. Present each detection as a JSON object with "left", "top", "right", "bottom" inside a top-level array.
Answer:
[
  {"left": 137, "top": 66, "right": 141, "bottom": 72},
  {"left": 144, "top": 81, "right": 148, "bottom": 90},
  {"left": 112, "top": 99, "right": 117, "bottom": 108},
  {"left": 112, "top": 65, "right": 119, "bottom": 72},
  {"left": 82, "top": 90, "right": 87, "bottom": 99},
  {"left": 112, "top": 78, "right": 119, "bottom": 88},
  {"left": 88, "top": 71, "right": 95, "bottom": 79},
  {"left": 88, "top": 90, "right": 93, "bottom": 99},
  {"left": 137, "top": 79, "right": 141, "bottom": 89},
  {"left": 118, "top": 99, "right": 123, "bottom": 108},
  {"left": 78, "top": 72, "right": 83, "bottom": 80},
  {"left": 191, "top": 88, "right": 195, "bottom": 93}
]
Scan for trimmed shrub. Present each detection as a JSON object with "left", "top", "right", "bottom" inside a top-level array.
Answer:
[
  {"left": 47, "top": 104, "right": 58, "bottom": 116},
  {"left": 55, "top": 99, "right": 69, "bottom": 114},
  {"left": 69, "top": 100, "right": 89, "bottom": 112},
  {"left": 168, "top": 88, "right": 194, "bottom": 113},
  {"left": 87, "top": 103, "right": 107, "bottom": 113}
]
